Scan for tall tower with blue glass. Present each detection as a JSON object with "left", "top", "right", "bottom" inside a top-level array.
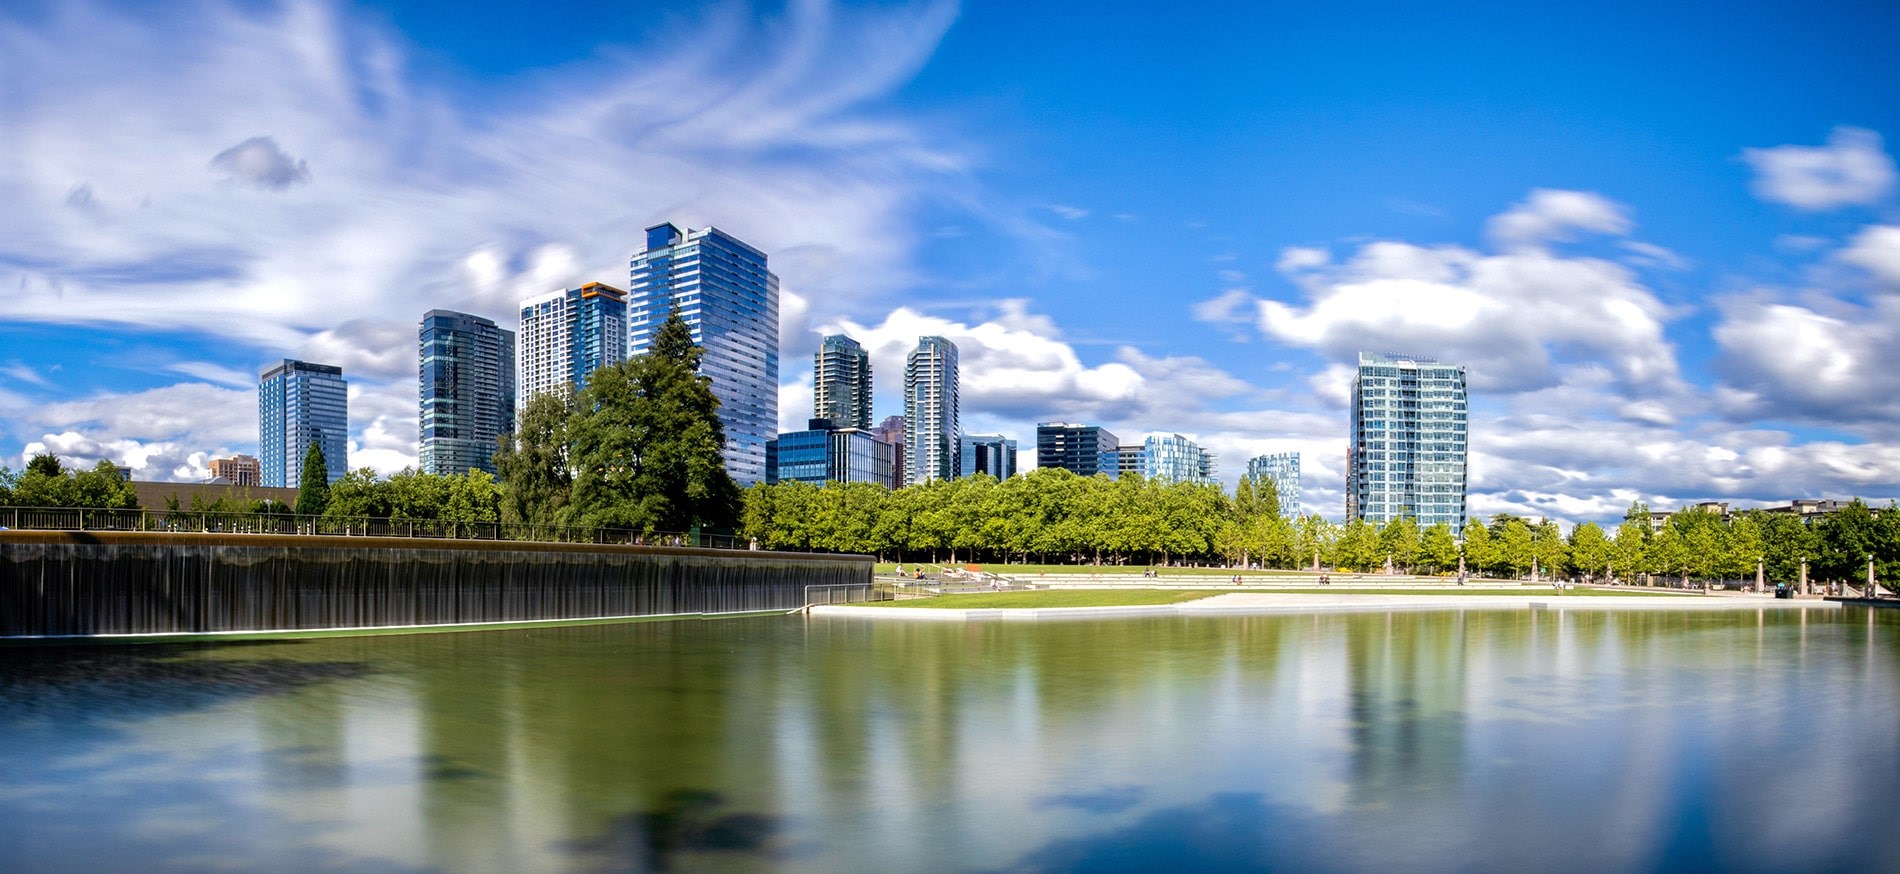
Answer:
[
  {"left": 629, "top": 223, "right": 779, "bottom": 487},
  {"left": 419, "top": 310, "right": 515, "bottom": 476},
  {"left": 259, "top": 359, "right": 347, "bottom": 487},
  {"left": 904, "top": 336, "right": 959, "bottom": 485},
  {"left": 1347, "top": 352, "right": 1468, "bottom": 535}
]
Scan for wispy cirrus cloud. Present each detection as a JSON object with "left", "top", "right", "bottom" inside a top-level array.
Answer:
[{"left": 0, "top": 0, "right": 974, "bottom": 477}]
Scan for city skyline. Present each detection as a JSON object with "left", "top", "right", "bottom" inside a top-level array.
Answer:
[{"left": 4, "top": 1, "right": 1900, "bottom": 528}]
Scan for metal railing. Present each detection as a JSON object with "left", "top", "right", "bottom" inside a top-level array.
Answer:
[
  {"left": 803, "top": 583, "right": 895, "bottom": 606},
  {"left": 0, "top": 505, "right": 756, "bottom": 551}
]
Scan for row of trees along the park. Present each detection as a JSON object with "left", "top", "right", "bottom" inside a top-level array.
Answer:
[{"left": 739, "top": 473, "right": 1900, "bottom": 584}]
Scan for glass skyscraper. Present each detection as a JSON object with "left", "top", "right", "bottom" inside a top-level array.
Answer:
[
  {"left": 814, "top": 333, "right": 872, "bottom": 430},
  {"left": 1036, "top": 423, "right": 1120, "bottom": 477},
  {"left": 765, "top": 419, "right": 895, "bottom": 487},
  {"left": 1246, "top": 452, "right": 1302, "bottom": 518},
  {"left": 259, "top": 359, "right": 347, "bottom": 487},
  {"left": 419, "top": 310, "right": 516, "bottom": 476},
  {"left": 904, "top": 336, "right": 959, "bottom": 485},
  {"left": 629, "top": 223, "right": 779, "bottom": 487},
  {"left": 1347, "top": 352, "right": 1468, "bottom": 534},
  {"left": 959, "top": 434, "right": 1017, "bottom": 479},
  {"left": 516, "top": 283, "right": 627, "bottom": 411},
  {"left": 1136, "top": 433, "right": 1218, "bottom": 485}
]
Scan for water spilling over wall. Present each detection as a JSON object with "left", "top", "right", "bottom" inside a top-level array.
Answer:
[{"left": 0, "top": 532, "right": 870, "bottom": 637}]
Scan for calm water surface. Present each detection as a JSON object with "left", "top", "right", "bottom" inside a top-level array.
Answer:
[{"left": 2, "top": 607, "right": 1897, "bottom": 872}]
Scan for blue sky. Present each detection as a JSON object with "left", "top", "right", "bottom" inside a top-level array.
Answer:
[{"left": 4, "top": 0, "right": 1900, "bottom": 526}]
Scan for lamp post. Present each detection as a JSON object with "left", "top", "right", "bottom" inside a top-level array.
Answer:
[
  {"left": 1457, "top": 545, "right": 1466, "bottom": 585},
  {"left": 1799, "top": 556, "right": 1808, "bottom": 596},
  {"left": 1756, "top": 556, "right": 1764, "bottom": 594},
  {"left": 1868, "top": 554, "right": 1877, "bottom": 598}
]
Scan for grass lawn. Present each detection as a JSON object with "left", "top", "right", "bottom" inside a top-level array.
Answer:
[
  {"left": 862, "top": 586, "right": 1698, "bottom": 609},
  {"left": 874, "top": 562, "right": 1359, "bottom": 577},
  {"left": 861, "top": 589, "right": 1229, "bottom": 608}
]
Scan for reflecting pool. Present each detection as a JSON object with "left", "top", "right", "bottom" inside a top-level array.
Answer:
[{"left": 2, "top": 606, "right": 1897, "bottom": 872}]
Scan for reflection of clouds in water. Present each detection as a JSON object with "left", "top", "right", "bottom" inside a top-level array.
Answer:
[
  {"left": 1035, "top": 784, "right": 1145, "bottom": 814},
  {"left": 1, "top": 610, "right": 1896, "bottom": 870}
]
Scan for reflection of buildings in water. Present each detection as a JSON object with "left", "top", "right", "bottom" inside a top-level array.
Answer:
[{"left": 1341, "top": 611, "right": 1470, "bottom": 808}]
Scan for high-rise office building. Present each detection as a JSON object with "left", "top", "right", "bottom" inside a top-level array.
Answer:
[
  {"left": 1246, "top": 452, "right": 1302, "bottom": 518},
  {"left": 1347, "top": 352, "right": 1468, "bottom": 534},
  {"left": 419, "top": 310, "right": 516, "bottom": 476},
  {"left": 1136, "top": 433, "right": 1218, "bottom": 485},
  {"left": 516, "top": 283, "right": 627, "bottom": 411},
  {"left": 1036, "top": 423, "right": 1121, "bottom": 477},
  {"left": 765, "top": 419, "right": 895, "bottom": 487},
  {"left": 259, "top": 359, "right": 347, "bottom": 487},
  {"left": 872, "top": 415, "right": 907, "bottom": 489},
  {"left": 904, "top": 336, "right": 959, "bottom": 485},
  {"left": 814, "top": 333, "right": 872, "bottom": 430},
  {"left": 629, "top": 222, "right": 779, "bottom": 487},
  {"left": 959, "top": 434, "right": 1017, "bottom": 480},
  {"left": 206, "top": 455, "right": 260, "bottom": 487}
]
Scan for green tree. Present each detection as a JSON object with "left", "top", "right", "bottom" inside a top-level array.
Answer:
[
  {"left": 1530, "top": 518, "right": 1568, "bottom": 580},
  {"left": 1611, "top": 512, "right": 1650, "bottom": 583},
  {"left": 495, "top": 391, "right": 572, "bottom": 530},
  {"left": 1755, "top": 510, "right": 1817, "bottom": 588},
  {"left": 323, "top": 468, "right": 387, "bottom": 518},
  {"left": 1493, "top": 515, "right": 1533, "bottom": 577},
  {"left": 1378, "top": 516, "right": 1420, "bottom": 572},
  {"left": 1336, "top": 518, "right": 1380, "bottom": 571},
  {"left": 1419, "top": 522, "right": 1458, "bottom": 573},
  {"left": 567, "top": 308, "right": 741, "bottom": 534},
  {"left": 1815, "top": 499, "right": 1880, "bottom": 586},
  {"left": 10, "top": 453, "right": 73, "bottom": 507},
  {"left": 295, "top": 443, "right": 331, "bottom": 516},
  {"left": 1567, "top": 521, "right": 1611, "bottom": 579},
  {"left": 1463, "top": 518, "right": 1496, "bottom": 577},
  {"left": 71, "top": 461, "right": 138, "bottom": 509}
]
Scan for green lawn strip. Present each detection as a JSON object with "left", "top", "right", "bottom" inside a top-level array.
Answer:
[
  {"left": 874, "top": 562, "right": 1403, "bottom": 578},
  {"left": 863, "top": 589, "right": 1229, "bottom": 609},
  {"left": 864, "top": 586, "right": 1700, "bottom": 609}
]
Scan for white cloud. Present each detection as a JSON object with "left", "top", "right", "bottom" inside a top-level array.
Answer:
[
  {"left": 1485, "top": 188, "right": 1632, "bottom": 252},
  {"left": 1840, "top": 224, "right": 1900, "bottom": 287},
  {"left": 1045, "top": 204, "right": 1089, "bottom": 220},
  {"left": 7, "top": 382, "right": 257, "bottom": 479},
  {"left": 1712, "top": 297, "right": 1900, "bottom": 421},
  {"left": 0, "top": 0, "right": 968, "bottom": 473},
  {"left": 1618, "top": 240, "right": 1689, "bottom": 271},
  {"left": 1256, "top": 216, "right": 1680, "bottom": 395},
  {"left": 207, "top": 136, "right": 311, "bottom": 190},
  {"left": 1741, "top": 127, "right": 1896, "bottom": 210}
]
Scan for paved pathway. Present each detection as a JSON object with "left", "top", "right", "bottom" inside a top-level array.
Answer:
[{"left": 812, "top": 592, "right": 1840, "bottom": 621}]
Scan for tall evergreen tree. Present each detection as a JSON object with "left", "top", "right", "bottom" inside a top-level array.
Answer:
[
  {"left": 295, "top": 443, "right": 330, "bottom": 516},
  {"left": 567, "top": 306, "right": 741, "bottom": 533},
  {"left": 495, "top": 390, "right": 573, "bottom": 529}
]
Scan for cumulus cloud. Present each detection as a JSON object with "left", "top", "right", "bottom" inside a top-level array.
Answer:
[
  {"left": 208, "top": 136, "right": 311, "bottom": 190},
  {"left": 1485, "top": 188, "right": 1632, "bottom": 251},
  {"left": 1840, "top": 224, "right": 1900, "bottom": 287},
  {"left": 1741, "top": 127, "right": 1896, "bottom": 211},
  {"left": 1256, "top": 226, "right": 1681, "bottom": 395},
  {"left": 7, "top": 382, "right": 257, "bottom": 480},
  {"left": 1712, "top": 297, "right": 1900, "bottom": 422}
]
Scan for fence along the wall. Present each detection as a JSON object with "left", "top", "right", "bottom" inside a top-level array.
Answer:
[{"left": 0, "top": 532, "right": 870, "bottom": 637}]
